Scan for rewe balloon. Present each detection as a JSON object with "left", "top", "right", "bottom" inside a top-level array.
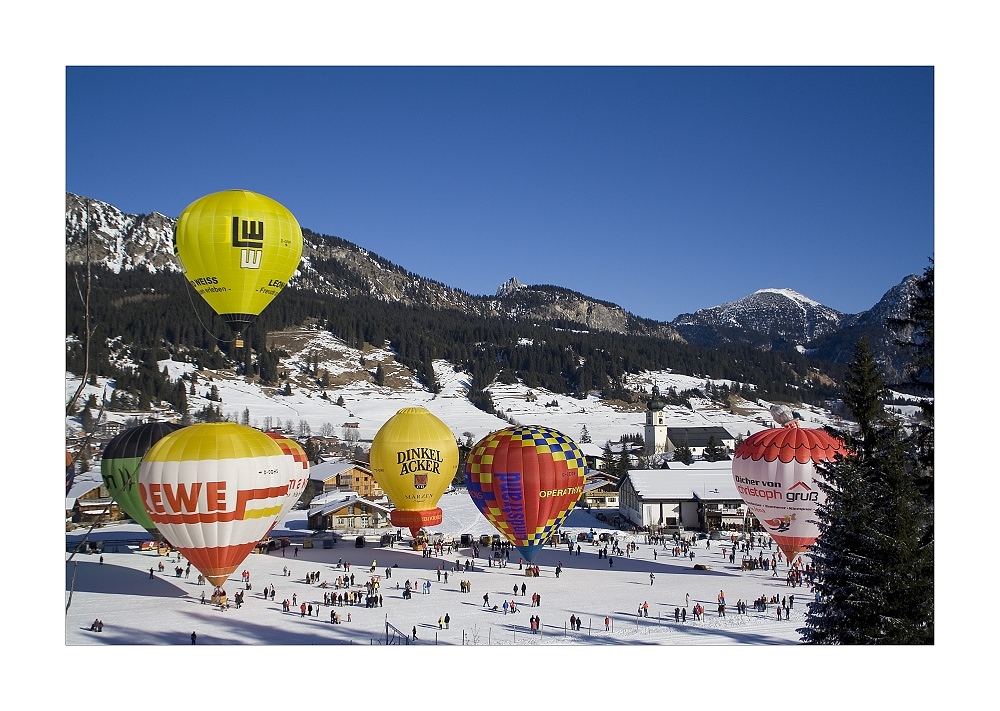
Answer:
[
  {"left": 465, "top": 425, "right": 587, "bottom": 563},
  {"left": 138, "top": 423, "right": 294, "bottom": 587},
  {"left": 173, "top": 189, "right": 303, "bottom": 346},
  {"left": 101, "top": 421, "right": 183, "bottom": 535},
  {"left": 731, "top": 422, "right": 848, "bottom": 563},
  {"left": 264, "top": 431, "right": 310, "bottom": 534},
  {"left": 370, "top": 407, "right": 459, "bottom": 538}
]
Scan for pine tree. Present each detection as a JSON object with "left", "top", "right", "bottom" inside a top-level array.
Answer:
[
  {"left": 703, "top": 435, "right": 728, "bottom": 462},
  {"left": 600, "top": 441, "right": 618, "bottom": 480},
  {"left": 799, "top": 337, "right": 933, "bottom": 644},
  {"left": 618, "top": 443, "right": 632, "bottom": 474},
  {"left": 673, "top": 441, "right": 694, "bottom": 465},
  {"left": 579, "top": 425, "right": 592, "bottom": 444}
]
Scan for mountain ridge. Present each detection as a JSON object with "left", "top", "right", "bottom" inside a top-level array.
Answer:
[{"left": 65, "top": 192, "right": 918, "bottom": 383}]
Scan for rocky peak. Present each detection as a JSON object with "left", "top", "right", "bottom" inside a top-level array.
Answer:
[{"left": 496, "top": 276, "right": 524, "bottom": 298}]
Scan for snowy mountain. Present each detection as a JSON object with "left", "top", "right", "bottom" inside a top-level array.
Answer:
[
  {"left": 65, "top": 193, "right": 918, "bottom": 392},
  {"left": 67, "top": 193, "right": 910, "bottom": 348},
  {"left": 671, "top": 288, "right": 847, "bottom": 348}
]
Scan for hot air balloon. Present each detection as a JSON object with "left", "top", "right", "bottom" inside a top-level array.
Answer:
[
  {"left": 369, "top": 407, "right": 459, "bottom": 538},
  {"left": 465, "top": 425, "right": 587, "bottom": 563},
  {"left": 138, "top": 422, "right": 294, "bottom": 587},
  {"left": 173, "top": 189, "right": 303, "bottom": 347},
  {"left": 264, "top": 431, "right": 310, "bottom": 533},
  {"left": 731, "top": 421, "right": 848, "bottom": 563},
  {"left": 100, "top": 421, "right": 183, "bottom": 535}
]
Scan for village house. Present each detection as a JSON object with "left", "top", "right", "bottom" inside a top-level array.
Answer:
[
  {"left": 66, "top": 473, "right": 122, "bottom": 529},
  {"left": 665, "top": 426, "right": 737, "bottom": 458},
  {"left": 309, "top": 458, "right": 383, "bottom": 499},
  {"left": 618, "top": 461, "right": 750, "bottom": 533},
  {"left": 306, "top": 491, "right": 392, "bottom": 532}
]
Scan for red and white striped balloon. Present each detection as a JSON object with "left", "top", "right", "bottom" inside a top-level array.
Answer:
[{"left": 139, "top": 423, "right": 294, "bottom": 587}]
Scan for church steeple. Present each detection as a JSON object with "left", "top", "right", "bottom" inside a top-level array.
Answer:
[
  {"left": 645, "top": 385, "right": 670, "bottom": 456},
  {"left": 647, "top": 385, "right": 665, "bottom": 411}
]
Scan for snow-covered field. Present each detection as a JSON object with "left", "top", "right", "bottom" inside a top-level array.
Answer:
[
  {"left": 68, "top": 326, "right": 832, "bottom": 449},
  {"left": 66, "top": 492, "right": 810, "bottom": 647},
  {"left": 57, "top": 328, "right": 956, "bottom": 707}
]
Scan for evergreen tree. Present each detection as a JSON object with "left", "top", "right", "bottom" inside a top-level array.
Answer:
[
  {"left": 799, "top": 337, "right": 933, "bottom": 644},
  {"left": 600, "top": 441, "right": 618, "bottom": 480},
  {"left": 889, "top": 261, "right": 934, "bottom": 506},
  {"left": 80, "top": 404, "right": 95, "bottom": 432},
  {"left": 702, "top": 435, "right": 728, "bottom": 462},
  {"left": 618, "top": 443, "right": 632, "bottom": 474},
  {"left": 579, "top": 425, "right": 592, "bottom": 444},
  {"left": 673, "top": 441, "right": 694, "bottom": 465},
  {"left": 374, "top": 364, "right": 385, "bottom": 386},
  {"left": 302, "top": 437, "right": 320, "bottom": 464}
]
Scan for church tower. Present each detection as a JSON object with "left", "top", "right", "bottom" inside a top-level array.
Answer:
[{"left": 644, "top": 385, "right": 670, "bottom": 456}]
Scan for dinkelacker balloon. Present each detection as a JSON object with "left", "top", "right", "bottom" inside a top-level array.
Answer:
[
  {"left": 264, "top": 431, "right": 310, "bottom": 534},
  {"left": 173, "top": 189, "right": 303, "bottom": 347},
  {"left": 370, "top": 407, "right": 459, "bottom": 538},
  {"left": 465, "top": 425, "right": 587, "bottom": 563},
  {"left": 731, "top": 420, "right": 848, "bottom": 563},
  {"left": 138, "top": 423, "right": 295, "bottom": 587},
  {"left": 101, "top": 421, "right": 183, "bottom": 534}
]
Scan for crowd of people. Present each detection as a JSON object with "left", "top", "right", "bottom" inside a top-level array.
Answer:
[{"left": 123, "top": 522, "right": 812, "bottom": 645}]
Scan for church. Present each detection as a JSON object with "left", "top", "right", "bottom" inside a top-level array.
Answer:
[{"left": 643, "top": 385, "right": 737, "bottom": 457}]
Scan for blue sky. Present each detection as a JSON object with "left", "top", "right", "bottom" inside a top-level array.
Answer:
[{"left": 66, "top": 66, "right": 932, "bottom": 321}]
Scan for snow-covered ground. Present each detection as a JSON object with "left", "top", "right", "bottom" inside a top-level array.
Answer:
[
  {"left": 57, "top": 329, "right": 956, "bottom": 706},
  {"left": 67, "top": 326, "right": 823, "bottom": 450},
  {"left": 66, "top": 492, "right": 808, "bottom": 647}
]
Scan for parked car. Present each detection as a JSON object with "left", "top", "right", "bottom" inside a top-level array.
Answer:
[{"left": 595, "top": 512, "right": 608, "bottom": 522}]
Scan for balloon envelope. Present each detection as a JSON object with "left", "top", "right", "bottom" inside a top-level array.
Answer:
[
  {"left": 101, "top": 421, "right": 184, "bottom": 534},
  {"left": 731, "top": 423, "right": 848, "bottom": 561},
  {"left": 370, "top": 407, "right": 459, "bottom": 537},
  {"left": 465, "top": 425, "right": 587, "bottom": 563},
  {"left": 264, "top": 432, "right": 310, "bottom": 533},
  {"left": 138, "top": 423, "right": 293, "bottom": 587},
  {"left": 173, "top": 189, "right": 303, "bottom": 335}
]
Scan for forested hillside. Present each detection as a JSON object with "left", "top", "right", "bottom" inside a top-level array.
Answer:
[{"left": 66, "top": 264, "right": 845, "bottom": 415}]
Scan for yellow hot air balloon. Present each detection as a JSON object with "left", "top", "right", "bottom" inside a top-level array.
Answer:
[
  {"left": 174, "top": 189, "right": 303, "bottom": 346},
  {"left": 370, "top": 407, "right": 459, "bottom": 538}
]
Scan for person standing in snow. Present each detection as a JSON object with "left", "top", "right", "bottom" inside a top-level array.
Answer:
[{"left": 191, "top": 631, "right": 197, "bottom": 645}]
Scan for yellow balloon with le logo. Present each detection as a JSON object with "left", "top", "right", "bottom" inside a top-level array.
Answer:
[
  {"left": 174, "top": 189, "right": 303, "bottom": 343},
  {"left": 370, "top": 407, "right": 459, "bottom": 537}
]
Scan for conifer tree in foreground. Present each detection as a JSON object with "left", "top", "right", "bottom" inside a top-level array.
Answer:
[{"left": 799, "top": 336, "right": 933, "bottom": 644}]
